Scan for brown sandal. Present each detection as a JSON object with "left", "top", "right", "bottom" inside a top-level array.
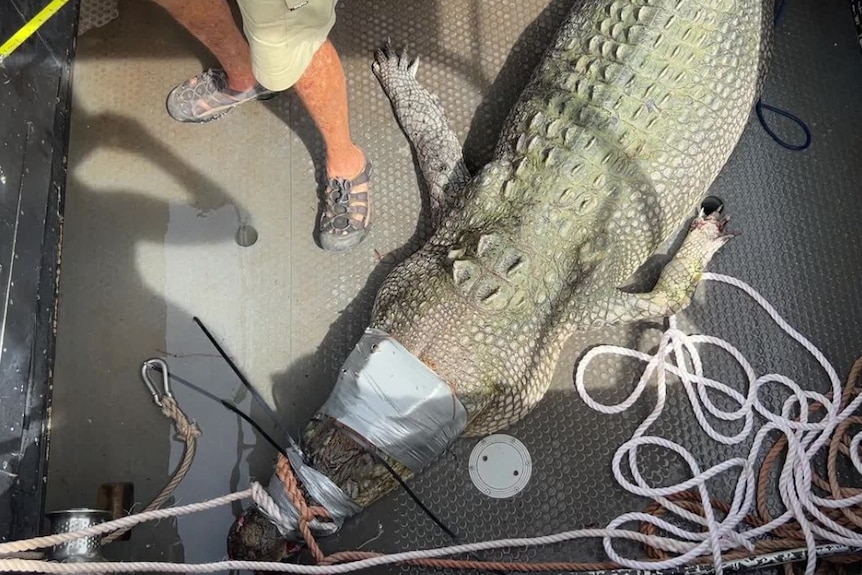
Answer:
[{"left": 318, "top": 153, "right": 373, "bottom": 252}]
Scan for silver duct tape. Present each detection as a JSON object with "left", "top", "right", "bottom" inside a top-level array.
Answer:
[
  {"left": 262, "top": 447, "right": 362, "bottom": 540},
  {"left": 319, "top": 328, "right": 468, "bottom": 473}
]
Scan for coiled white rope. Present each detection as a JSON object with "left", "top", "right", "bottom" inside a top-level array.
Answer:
[
  {"left": 1, "top": 273, "right": 860, "bottom": 574},
  {"left": 576, "top": 272, "right": 862, "bottom": 575}
]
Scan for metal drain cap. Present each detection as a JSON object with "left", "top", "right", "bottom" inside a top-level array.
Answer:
[{"left": 468, "top": 434, "right": 532, "bottom": 498}]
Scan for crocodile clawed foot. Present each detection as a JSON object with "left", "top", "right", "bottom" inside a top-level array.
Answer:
[
  {"left": 372, "top": 39, "right": 421, "bottom": 99},
  {"left": 688, "top": 209, "right": 735, "bottom": 264},
  {"left": 620, "top": 208, "right": 736, "bottom": 321},
  {"left": 407, "top": 55, "right": 420, "bottom": 78}
]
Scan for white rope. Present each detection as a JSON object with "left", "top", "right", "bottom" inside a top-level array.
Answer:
[
  {"left": 0, "top": 530, "right": 696, "bottom": 573},
  {"left": 3, "top": 273, "right": 861, "bottom": 574},
  {"left": 576, "top": 272, "right": 861, "bottom": 575}
]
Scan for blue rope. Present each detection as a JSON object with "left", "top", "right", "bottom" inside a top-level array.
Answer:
[
  {"left": 774, "top": 0, "right": 788, "bottom": 25},
  {"left": 755, "top": 100, "right": 812, "bottom": 151},
  {"left": 755, "top": 0, "right": 812, "bottom": 151}
]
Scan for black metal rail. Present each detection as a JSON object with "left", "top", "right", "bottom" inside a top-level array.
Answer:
[{"left": 0, "top": 0, "right": 80, "bottom": 542}]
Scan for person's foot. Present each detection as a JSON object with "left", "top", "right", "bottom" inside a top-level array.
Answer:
[
  {"left": 166, "top": 68, "right": 276, "bottom": 124},
  {"left": 318, "top": 149, "right": 373, "bottom": 252}
]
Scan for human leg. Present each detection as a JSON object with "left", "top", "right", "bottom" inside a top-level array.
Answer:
[
  {"left": 295, "top": 41, "right": 372, "bottom": 251},
  {"left": 294, "top": 41, "right": 365, "bottom": 180},
  {"left": 153, "top": 0, "right": 255, "bottom": 90},
  {"left": 152, "top": 0, "right": 276, "bottom": 123},
  {"left": 237, "top": 0, "right": 372, "bottom": 250}
]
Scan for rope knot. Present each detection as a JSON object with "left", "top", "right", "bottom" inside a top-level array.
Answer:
[
  {"left": 161, "top": 396, "right": 202, "bottom": 441},
  {"left": 274, "top": 453, "right": 330, "bottom": 563}
]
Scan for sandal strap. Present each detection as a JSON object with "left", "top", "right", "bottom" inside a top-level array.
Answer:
[
  {"left": 324, "top": 160, "right": 372, "bottom": 211},
  {"left": 320, "top": 154, "right": 373, "bottom": 239}
]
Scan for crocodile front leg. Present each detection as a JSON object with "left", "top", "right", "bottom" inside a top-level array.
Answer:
[
  {"left": 601, "top": 209, "right": 734, "bottom": 325},
  {"left": 372, "top": 41, "right": 471, "bottom": 227}
]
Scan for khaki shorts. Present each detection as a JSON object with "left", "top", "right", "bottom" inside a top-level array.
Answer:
[{"left": 236, "top": 0, "right": 338, "bottom": 91}]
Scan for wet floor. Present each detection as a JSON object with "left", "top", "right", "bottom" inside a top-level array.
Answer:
[{"left": 45, "top": 0, "right": 862, "bottom": 571}]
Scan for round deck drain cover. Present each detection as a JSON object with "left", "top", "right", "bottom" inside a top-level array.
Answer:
[
  {"left": 469, "top": 434, "right": 532, "bottom": 498},
  {"left": 235, "top": 224, "right": 258, "bottom": 247}
]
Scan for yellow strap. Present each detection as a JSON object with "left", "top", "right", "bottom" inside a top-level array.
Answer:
[{"left": 0, "top": 0, "right": 71, "bottom": 60}]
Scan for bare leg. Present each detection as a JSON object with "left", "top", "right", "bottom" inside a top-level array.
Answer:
[
  {"left": 294, "top": 40, "right": 365, "bottom": 180},
  {"left": 151, "top": 0, "right": 256, "bottom": 92},
  {"left": 296, "top": 40, "right": 371, "bottom": 250},
  {"left": 151, "top": 2, "right": 369, "bottom": 247}
]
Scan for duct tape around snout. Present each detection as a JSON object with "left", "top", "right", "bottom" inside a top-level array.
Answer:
[
  {"left": 320, "top": 328, "right": 468, "bottom": 474},
  {"left": 263, "top": 447, "right": 362, "bottom": 540},
  {"left": 258, "top": 328, "right": 466, "bottom": 539}
]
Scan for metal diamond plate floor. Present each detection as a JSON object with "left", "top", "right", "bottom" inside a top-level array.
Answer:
[{"left": 46, "top": 0, "right": 862, "bottom": 571}]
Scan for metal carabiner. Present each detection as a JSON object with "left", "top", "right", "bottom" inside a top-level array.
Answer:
[{"left": 141, "top": 358, "right": 173, "bottom": 407}]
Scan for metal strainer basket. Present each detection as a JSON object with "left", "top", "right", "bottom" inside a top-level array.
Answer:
[{"left": 46, "top": 509, "right": 112, "bottom": 563}]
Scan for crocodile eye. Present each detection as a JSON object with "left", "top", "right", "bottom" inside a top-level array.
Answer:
[{"left": 700, "top": 195, "right": 724, "bottom": 216}]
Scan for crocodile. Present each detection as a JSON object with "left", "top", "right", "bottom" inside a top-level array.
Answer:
[{"left": 228, "top": 0, "right": 772, "bottom": 561}]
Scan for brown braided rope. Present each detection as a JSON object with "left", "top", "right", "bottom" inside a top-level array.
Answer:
[
  {"left": 640, "top": 355, "right": 862, "bottom": 573},
  {"left": 318, "top": 540, "right": 826, "bottom": 571},
  {"left": 102, "top": 396, "right": 201, "bottom": 545},
  {"left": 321, "top": 550, "right": 622, "bottom": 571},
  {"left": 275, "top": 453, "right": 331, "bottom": 563}
]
